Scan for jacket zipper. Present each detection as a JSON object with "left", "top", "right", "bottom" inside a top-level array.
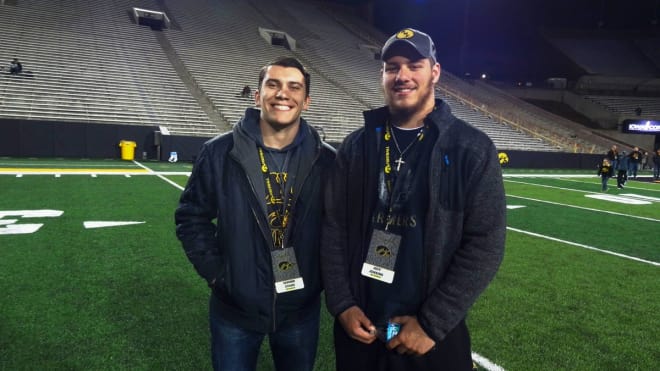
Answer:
[
  {"left": 271, "top": 144, "right": 323, "bottom": 332},
  {"left": 235, "top": 142, "right": 324, "bottom": 333}
]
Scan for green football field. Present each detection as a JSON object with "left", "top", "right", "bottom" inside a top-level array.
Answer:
[{"left": 1, "top": 158, "right": 658, "bottom": 370}]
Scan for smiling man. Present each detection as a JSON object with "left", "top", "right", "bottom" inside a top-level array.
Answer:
[
  {"left": 321, "top": 29, "right": 506, "bottom": 370},
  {"left": 176, "top": 57, "right": 335, "bottom": 371}
]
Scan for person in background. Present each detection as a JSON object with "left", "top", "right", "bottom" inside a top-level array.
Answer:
[
  {"left": 641, "top": 151, "right": 649, "bottom": 170},
  {"left": 617, "top": 151, "right": 629, "bottom": 189},
  {"left": 627, "top": 146, "right": 641, "bottom": 179},
  {"left": 321, "top": 28, "right": 506, "bottom": 371},
  {"left": 597, "top": 157, "right": 612, "bottom": 192},
  {"left": 241, "top": 84, "right": 252, "bottom": 98},
  {"left": 175, "top": 57, "right": 335, "bottom": 371},
  {"left": 606, "top": 145, "right": 618, "bottom": 177},
  {"left": 653, "top": 148, "right": 660, "bottom": 180},
  {"left": 9, "top": 58, "right": 22, "bottom": 74}
]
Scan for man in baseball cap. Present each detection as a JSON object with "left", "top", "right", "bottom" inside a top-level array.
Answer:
[{"left": 321, "top": 27, "right": 505, "bottom": 370}]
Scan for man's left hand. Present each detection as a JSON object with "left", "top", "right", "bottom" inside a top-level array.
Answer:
[{"left": 386, "top": 315, "right": 436, "bottom": 356}]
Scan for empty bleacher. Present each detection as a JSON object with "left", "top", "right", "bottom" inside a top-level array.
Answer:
[
  {"left": 0, "top": 0, "right": 218, "bottom": 137},
  {"left": 161, "top": 0, "right": 368, "bottom": 142},
  {"left": 0, "top": 0, "right": 611, "bottom": 152},
  {"left": 584, "top": 95, "right": 660, "bottom": 117}
]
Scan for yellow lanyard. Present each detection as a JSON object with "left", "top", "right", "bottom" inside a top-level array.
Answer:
[{"left": 258, "top": 147, "right": 292, "bottom": 247}]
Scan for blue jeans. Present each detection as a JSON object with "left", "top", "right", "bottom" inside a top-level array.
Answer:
[
  {"left": 628, "top": 162, "right": 638, "bottom": 178},
  {"left": 209, "top": 297, "right": 320, "bottom": 371},
  {"left": 601, "top": 175, "right": 609, "bottom": 191}
]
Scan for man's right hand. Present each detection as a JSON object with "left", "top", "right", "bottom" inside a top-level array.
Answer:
[{"left": 338, "top": 306, "right": 377, "bottom": 344}]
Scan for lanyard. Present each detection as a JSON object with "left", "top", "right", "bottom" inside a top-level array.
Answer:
[
  {"left": 381, "top": 122, "right": 425, "bottom": 230},
  {"left": 258, "top": 147, "right": 293, "bottom": 249}
]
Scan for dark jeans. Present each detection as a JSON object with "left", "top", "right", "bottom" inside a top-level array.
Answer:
[
  {"left": 601, "top": 175, "right": 609, "bottom": 191},
  {"left": 333, "top": 318, "right": 472, "bottom": 371},
  {"left": 209, "top": 296, "right": 320, "bottom": 371},
  {"left": 617, "top": 170, "right": 627, "bottom": 187},
  {"left": 628, "top": 162, "right": 639, "bottom": 178}
]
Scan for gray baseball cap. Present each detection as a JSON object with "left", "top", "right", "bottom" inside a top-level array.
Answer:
[{"left": 381, "top": 28, "right": 437, "bottom": 63}]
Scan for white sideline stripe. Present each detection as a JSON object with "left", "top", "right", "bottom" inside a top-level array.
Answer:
[
  {"left": 503, "top": 174, "right": 594, "bottom": 178},
  {"left": 133, "top": 160, "right": 184, "bottom": 191},
  {"left": 472, "top": 352, "right": 505, "bottom": 371},
  {"left": 507, "top": 194, "right": 660, "bottom": 223},
  {"left": 507, "top": 227, "right": 660, "bottom": 266},
  {"left": 505, "top": 179, "right": 591, "bottom": 194},
  {"left": 559, "top": 178, "right": 660, "bottom": 193}
]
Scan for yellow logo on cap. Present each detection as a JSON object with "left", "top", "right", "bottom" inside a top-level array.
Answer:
[{"left": 396, "top": 29, "right": 415, "bottom": 39}]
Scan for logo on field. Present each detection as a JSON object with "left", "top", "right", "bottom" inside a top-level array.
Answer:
[{"left": 498, "top": 152, "right": 509, "bottom": 165}]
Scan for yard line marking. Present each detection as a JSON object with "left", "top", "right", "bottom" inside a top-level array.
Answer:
[
  {"left": 472, "top": 352, "right": 505, "bottom": 371},
  {"left": 584, "top": 194, "right": 651, "bottom": 205},
  {"left": 55, "top": 174, "right": 61, "bottom": 178},
  {"left": 16, "top": 174, "right": 22, "bottom": 178},
  {"left": 133, "top": 160, "right": 184, "bottom": 191},
  {"left": 83, "top": 221, "right": 145, "bottom": 229},
  {"left": 621, "top": 193, "right": 660, "bottom": 202},
  {"left": 507, "top": 194, "right": 660, "bottom": 223},
  {"left": 507, "top": 227, "right": 660, "bottom": 266},
  {"left": 91, "top": 174, "right": 97, "bottom": 178}
]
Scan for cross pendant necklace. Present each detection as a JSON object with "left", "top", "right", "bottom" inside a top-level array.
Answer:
[
  {"left": 394, "top": 157, "right": 406, "bottom": 171},
  {"left": 390, "top": 125, "right": 424, "bottom": 172}
]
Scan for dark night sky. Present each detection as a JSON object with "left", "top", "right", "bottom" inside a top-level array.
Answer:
[{"left": 332, "top": 0, "right": 660, "bottom": 81}]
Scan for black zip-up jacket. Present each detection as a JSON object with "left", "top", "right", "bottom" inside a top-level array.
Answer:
[
  {"left": 175, "top": 108, "right": 335, "bottom": 333},
  {"left": 321, "top": 100, "right": 506, "bottom": 342}
]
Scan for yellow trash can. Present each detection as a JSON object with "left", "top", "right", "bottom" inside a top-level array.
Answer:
[{"left": 119, "top": 140, "right": 137, "bottom": 160}]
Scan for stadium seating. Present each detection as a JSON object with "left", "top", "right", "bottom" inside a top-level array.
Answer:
[
  {"left": 0, "top": 0, "right": 608, "bottom": 152},
  {"left": 583, "top": 95, "right": 660, "bottom": 117},
  {"left": 0, "top": 0, "right": 218, "bottom": 137}
]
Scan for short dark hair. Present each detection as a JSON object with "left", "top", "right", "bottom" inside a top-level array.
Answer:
[{"left": 258, "top": 57, "right": 311, "bottom": 97}]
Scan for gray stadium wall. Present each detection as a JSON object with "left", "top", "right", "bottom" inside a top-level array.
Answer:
[{"left": 0, "top": 118, "right": 604, "bottom": 169}]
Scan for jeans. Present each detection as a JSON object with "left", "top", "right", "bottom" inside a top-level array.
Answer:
[
  {"left": 654, "top": 164, "right": 660, "bottom": 179},
  {"left": 601, "top": 175, "right": 609, "bottom": 191},
  {"left": 209, "top": 297, "right": 320, "bottom": 371},
  {"left": 628, "top": 162, "right": 638, "bottom": 178}
]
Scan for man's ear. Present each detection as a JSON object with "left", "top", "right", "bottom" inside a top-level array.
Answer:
[
  {"left": 254, "top": 90, "right": 261, "bottom": 107},
  {"left": 303, "top": 96, "right": 311, "bottom": 110},
  {"left": 432, "top": 62, "right": 441, "bottom": 84}
]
